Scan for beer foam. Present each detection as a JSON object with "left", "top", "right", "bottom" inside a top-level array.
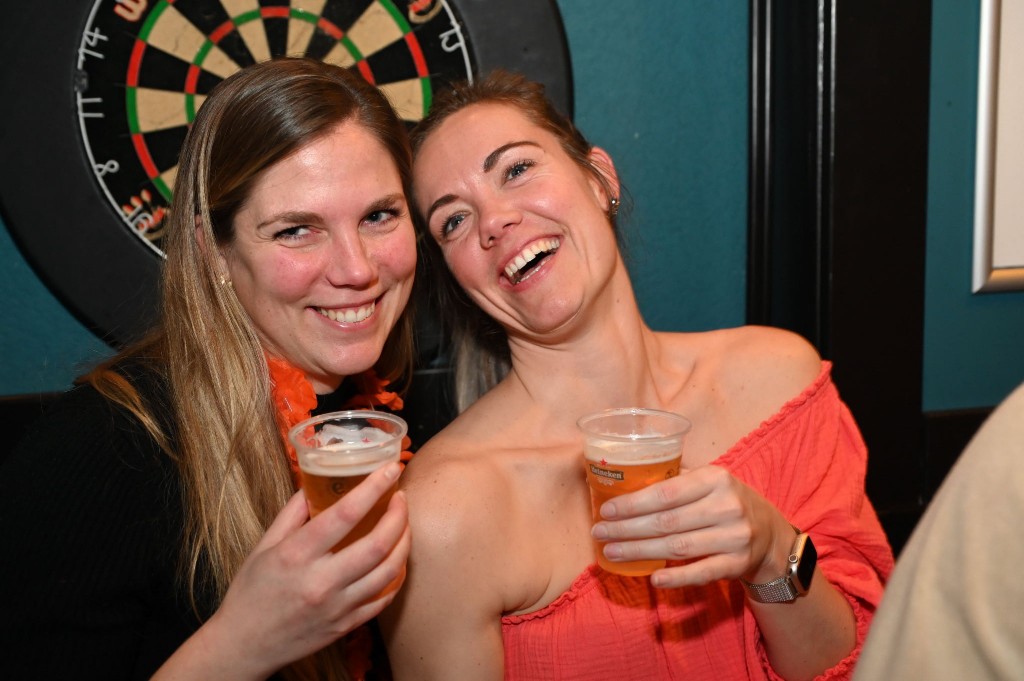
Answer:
[
  {"left": 316, "top": 424, "right": 392, "bottom": 448},
  {"left": 295, "top": 425, "right": 400, "bottom": 475},
  {"left": 300, "top": 441, "right": 401, "bottom": 475},
  {"left": 583, "top": 440, "right": 681, "bottom": 466}
]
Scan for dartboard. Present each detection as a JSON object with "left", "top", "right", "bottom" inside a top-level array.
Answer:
[{"left": 0, "top": 0, "right": 571, "bottom": 345}]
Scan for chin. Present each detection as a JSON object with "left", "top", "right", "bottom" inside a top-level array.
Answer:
[{"left": 326, "top": 351, "right": 381, "bottom": 380}]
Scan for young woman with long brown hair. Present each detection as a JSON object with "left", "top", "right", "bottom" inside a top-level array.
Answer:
[{"left": 381, "top": 71, "right": 894, "bottom": 681}]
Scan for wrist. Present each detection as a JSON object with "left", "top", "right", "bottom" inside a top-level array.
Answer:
[
  {"left": 155, "top": 611, "right": 272, "bottom": 681},
  {"left": 745, "top": 523, "right": 799, "bottom": 584},
  {"left": 741, "top": 529, "right": 817, "bottom": 604}
]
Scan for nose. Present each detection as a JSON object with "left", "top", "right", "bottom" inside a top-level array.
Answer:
[
  {"left": 478, "top": 199, "right": 521, "bottom": 248},
  {"left": 325, "top": 229, "right": 377, "bottom": 288}
]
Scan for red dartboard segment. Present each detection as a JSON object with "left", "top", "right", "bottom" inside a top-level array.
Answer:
[
  {"left": 404, "top": 32, "right": 428, "bottom": 76},
  {"left": 184, "top": 64, "right": 201, "bottom": 95},
  {"left": 261, "top": 6, "right": 290, "bottom": 20},
  {"left": 319, "top": 17, "right": 344, "bottom": 41},
  {"left": 130, "top": 132, "right": 160, "bottom": 181},
  {"left": 208, "top": 19, "right": 236, "bottom": 45}
]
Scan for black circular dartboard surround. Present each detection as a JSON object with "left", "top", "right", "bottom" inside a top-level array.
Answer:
[{"left": 0, "top": 0, "right": 571, "bottom": 346}]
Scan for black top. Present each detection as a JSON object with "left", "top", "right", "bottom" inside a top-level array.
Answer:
[
  {"left": 0, "top": 365, "right": 199, "bottom": 679},
  {"left": 0, "top": 365, "right": 384, "bottom": 679}
]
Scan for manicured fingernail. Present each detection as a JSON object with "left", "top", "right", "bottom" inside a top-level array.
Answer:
[
  {"left": 601, "top": 502, "right": 618, "bottom": 519},
  {"left": 604, "top": 544, "right": 623, "bottom": 559},
  {"left": 591, "top": 524, "right": 608, "bottom": 540}
]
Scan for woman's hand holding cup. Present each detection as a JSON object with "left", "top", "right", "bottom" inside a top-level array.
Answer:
[{"left": 194, "top": 461, "right": 410, "bottom": 679}]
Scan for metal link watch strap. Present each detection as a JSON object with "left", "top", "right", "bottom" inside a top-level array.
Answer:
[
  {"left": 740, "top": 526, "right": 804, "bottom": 603},
  {"left": 740, "top": 574, "right": 799, "bottom": 603}
]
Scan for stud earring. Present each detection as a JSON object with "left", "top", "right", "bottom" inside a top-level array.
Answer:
[{"left": 609, "top": 196, "right": 621, "bottom": 217}]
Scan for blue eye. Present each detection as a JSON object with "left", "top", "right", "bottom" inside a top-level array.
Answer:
[
  {"left": 505, "top": 160, "right": 534, "bottom": 180},
  {"left": 441, "top": 213, "right": 465, "bottom": 237},
  {"left": 366, "top": 209, "right": 397, "bottom": 224},
  {"left": 274, "top": 225, "right": 311, "bottom": 240}
]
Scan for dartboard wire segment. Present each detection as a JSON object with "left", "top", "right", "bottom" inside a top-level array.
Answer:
[{"left": 75, "top": 0, "right": 474, "bottom": 257}]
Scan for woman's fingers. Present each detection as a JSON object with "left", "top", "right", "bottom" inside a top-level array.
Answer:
[
  {"left": 602, "top": 523, "right": 751, "bottom": 562},
  {"left": 649, "top": 554, "right": 744, "bottom": 589},
  {"left": 593, "top": 501, "right": 714, "bottom": 541},
  {"left": 331, "top": 520, "right": 413, "bottom": 634},
  {"left": 325, "top": 490, "right": 411, "bottom": 599},
  {"left": 253, "top": 489, "right": 310, "bottom": 552},
  {"left": 599, "top": 466, "right": 735, "bottom": 520},
  {"left": 593, "top": 468, "right": 736, "bottom": 541},
  {"left": 303, "top": 460, "right": 404, "bottom": 555},
  {"left": 327, "top": 527, "right": 409, "bottom": 635},
  {"left": 591, "top": 465, "right": 789, "bottom": 583},
  {"left": 206, "top": 463, "right": 411, "bottom": 672}
]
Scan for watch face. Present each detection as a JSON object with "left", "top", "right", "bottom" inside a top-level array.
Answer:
[
  {"left": 0, "top": 0, "right": 571, "bottom": 344},
  {"left": 792, "top": 533, "right": 816, "bottom": 593}
]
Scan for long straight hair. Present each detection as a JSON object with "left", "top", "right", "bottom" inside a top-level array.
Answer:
[{"left": 86, "top": 58, "right": 415, "bottom": 680}]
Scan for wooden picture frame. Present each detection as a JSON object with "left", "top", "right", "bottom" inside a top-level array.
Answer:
[{"left": 973, "top": 0, "right": 1024, "bottom": 292}]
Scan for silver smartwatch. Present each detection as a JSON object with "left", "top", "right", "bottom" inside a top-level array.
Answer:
[{"left": 741, "top": 531, "right": 816, "bottom": 603}]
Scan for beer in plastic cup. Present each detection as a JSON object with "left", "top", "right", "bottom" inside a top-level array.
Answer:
[
  {"left": 578, "top": 408, "right": 691, "bottom": 576},
  {"left": 289, "top": 410, "right": 407, "bottom": 554}
]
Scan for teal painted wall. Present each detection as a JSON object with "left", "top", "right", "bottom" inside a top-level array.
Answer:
[
  {"left": 923, "top": 0, "right": 1024, "bottom": 410},
  {"left": 0, "top": 1, "right": 750, "bottom": 397},
  {"left": 560, "top": 0, "right": 749, "bottom": 334},
  {"left": 0, "top": 217, "right": 112, "bottom": 394}
]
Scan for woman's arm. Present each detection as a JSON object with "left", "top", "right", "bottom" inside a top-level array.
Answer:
[
  {"left": 154, "top": 463, "right": 410, "bottom": 680},
  {"left": 592, "top": 332, "right": 889, "bottom": 680},
  {"left": 379, "top": 456, "right": 507, "bottom": 681},
  {"left": 594, "top": 466, "right": 856, "bottom": 681}
]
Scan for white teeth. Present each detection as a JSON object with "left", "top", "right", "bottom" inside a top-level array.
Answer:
[
  {"left": 504, "top": 238, "right": 561, "bottom": 280},
  {"left": 316, "top": 301, "right": 375, "bottom": 323}
]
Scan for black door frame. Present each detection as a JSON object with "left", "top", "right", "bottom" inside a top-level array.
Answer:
[{"left": 747, "top": 0, "right": 984, "bottom": 552}]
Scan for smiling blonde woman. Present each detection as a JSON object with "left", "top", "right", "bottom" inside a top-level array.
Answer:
[{"left": 0, "top": 58, "right": 418, "bottom": 681}]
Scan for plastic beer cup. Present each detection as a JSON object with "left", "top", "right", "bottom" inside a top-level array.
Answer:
[
  {"left": 288, "top": 410, "right": 407, "bottom": 554},
  {"left": 578, "top": 407, "right": 691, "bottom": 576}
]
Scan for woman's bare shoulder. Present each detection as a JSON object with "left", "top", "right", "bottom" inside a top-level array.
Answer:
[
  {"left": 694, "top": 325, "right": 820, "bottom": 375},
  {"left": 400, "top": 426, "right": 512, "bottom": 556},
  {"left": 724, "top": 325, "right": 819, "bottom": 367},
  {"left": 688, "top": 325, "right": 822, "bottom": 417}
]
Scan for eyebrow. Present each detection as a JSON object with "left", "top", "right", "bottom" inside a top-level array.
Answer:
[
  {"left": 256, "top": 193, "right": 405, "bottom": 229},
  {"left": 366, "top": 193, "right": 407, "bottom": 214},
  {"left": 425, "top": 141, "right": 541, "bottom": 224},
  {"left": 483, "top": 140, "right": 540, "bottom": 171},
  {"left": 257, "top": 210, "right": 320, "bottom": 230}
]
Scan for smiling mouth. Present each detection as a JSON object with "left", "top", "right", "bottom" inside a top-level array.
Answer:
[
  {"left": 504, "top": 238, "right": 561, "bottom": 285},
  {"left": 315, "top": 301, "right": 375, "bottom": 323}
]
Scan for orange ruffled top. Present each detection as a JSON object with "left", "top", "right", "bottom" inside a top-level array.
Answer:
[{"left": 501, "top": 363, "right": 894, "bottom": 681}]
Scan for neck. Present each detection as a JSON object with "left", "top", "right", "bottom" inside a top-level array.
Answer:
[
  {"left": 310, "top": 373, "right": 343, "bottom": 395},
  {"left": 504, "top": 286, "right": 675, "bottom": 425}
]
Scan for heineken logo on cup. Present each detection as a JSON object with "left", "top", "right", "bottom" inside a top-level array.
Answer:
[{"left": 589, "top": 463, "right": 625, "bottom": 481}]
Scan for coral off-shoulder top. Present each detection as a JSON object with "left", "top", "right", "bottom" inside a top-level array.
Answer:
[{"left": 501, "top": 363, "right": 893, "bottom": 681}]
